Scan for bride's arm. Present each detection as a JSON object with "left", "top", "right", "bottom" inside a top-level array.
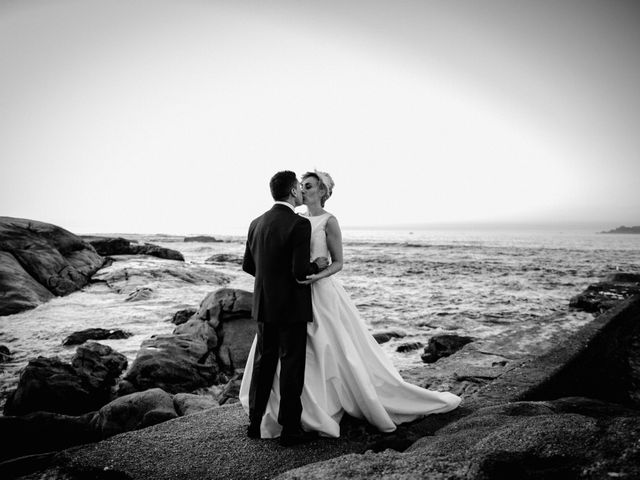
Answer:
[{"left": 300, "top": 216, "right": 343, "bottom": 283}]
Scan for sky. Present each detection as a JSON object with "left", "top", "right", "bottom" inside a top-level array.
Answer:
[{"left": 1, "top": 0, "right": 639, "bottom": 234}]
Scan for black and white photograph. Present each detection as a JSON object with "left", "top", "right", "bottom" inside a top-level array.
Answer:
[{"left": 1, "top": 1, "right": 639, "bottom": 478}]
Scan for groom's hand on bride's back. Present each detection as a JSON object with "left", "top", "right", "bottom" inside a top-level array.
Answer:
[{"left": 313, "top": 257, "right": 329, "bottom": 271}]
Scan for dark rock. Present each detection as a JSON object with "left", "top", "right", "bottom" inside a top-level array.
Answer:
[
  {"left": 91, "top": 388, "right": 178, "bottom": 438},
  {"left": 607, "top": 273, "right": 640, "bottom": 283},
  {"left": 63, "top": 328, "right": 133, "bottom": 346},
  {"left": 72, "top": 342, "right": 128, "bottom": 396},
  {"left": 193, "top": 288, "right": 255, "bottom": 372},
  {"left": 184, "top": 235, "right": 222, "bottom": 242},
  {"left": 196, "top": 287, "right": 253, "bottom": 325},
  {"left": 421, "top": 334, "right": 474, "bottom": 363},
  {"left": 205, "top": 253, "right": 243, "bottom": 265},
  {"left": 125, "top": 286, "right": 154, "bottom": 302},
  {"left": 173, "top": 393, "right": 219, "bottom": 416},
  {"left": 130, "top": 243, "right": 184, "bottom": 261},
  {"left": 372, "top": 330, "right": 405, "bottom": 344},
  {"left": 396, "top": 342, "right": 424, "bottom": 353},
  {"left": 217, "top": 372, "right": 243, "bottom": 405},
  {"left": 0, "top": 251, "right": 54, "bottom": 315},
  {"left": 0, "top": 217, "right": 104, "bottom": 316},
  {"left": 0, "top": 411, "right": 99, "bottom": 463},
  {"left": 171, "top": 308, "right": 197, "bottom": 325},
  {"left": 3, "top": 356, "right": 104, "bottom": 416},
  {"left": 82, "top": 236, "right": 131, "bottom": 256},
  {"left": 0, "top": 344, "right": 11, "bottom": 362},
  {"left": 570, "top": 278, "right": 640, "bottom": 313},
  {"left": 120, "top": 288, "right": 255, "bottom": 396},
  {"left": 4, "top": 343, "right": 127, "bottom": 417},
  {"left": 82, "top": 235, "right": 184, "bottom": 261},
  {"left": 118, "top": 334, "right": 219, "bottom": 395}
]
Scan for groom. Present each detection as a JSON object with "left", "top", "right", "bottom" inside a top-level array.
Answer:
[{"left": 242, "top": 170, "right": 328, "bottom": 447}]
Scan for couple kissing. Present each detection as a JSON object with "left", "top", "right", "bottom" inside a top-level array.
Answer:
[{"left": 240, "top": 170, "right": 460, "bottom": 447}]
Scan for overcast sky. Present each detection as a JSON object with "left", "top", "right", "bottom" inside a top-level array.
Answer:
[{"left": 1, "top": 0, "right": 639, "bottom": 234}]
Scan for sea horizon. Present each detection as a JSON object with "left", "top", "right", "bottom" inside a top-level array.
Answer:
[{"left": 70, "top": 220, "right": 638, "bottom": 239}]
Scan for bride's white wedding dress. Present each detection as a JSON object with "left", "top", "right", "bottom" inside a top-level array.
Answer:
[{"left": 239, "top": 212, "right": 461, "bottom": 438}]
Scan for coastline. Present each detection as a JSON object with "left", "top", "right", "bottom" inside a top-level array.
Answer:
[{"left": 4, "top": 287, "right": 638, "bottom": 480}]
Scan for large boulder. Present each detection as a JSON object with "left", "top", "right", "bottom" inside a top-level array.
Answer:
[
  {"left": 82, "top": 236, "right": 184, "bottom": 261},
  {"left": 72, "top": 342, "right": 128, "bottom": 396},
  {"left": 4, "top": 357, "right": 103, "bottom": 416},
  {"left": 118, "top": 334, "right": 219, "bottom": 395},
  {"left": 0, "top": 217, "right": 104, "bottom": 316},
  {"left": 0, "top": 411, "right": 99, "bottom": 463},
  {"left": 119, "top": 288, "right": 255, "bottom": 396},
  {"left": 91, "top": 388, "right": 178, "bottom": 437},
  {"left": 191, "top": 288, "right": 255, "bottom": 372},
  {"left": 4, "top": 343, "right": 128, "bottom": 417}
]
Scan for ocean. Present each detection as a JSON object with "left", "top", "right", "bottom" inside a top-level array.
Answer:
[{"left": 1, "top": 227, "right": 639, "bottom": 408}]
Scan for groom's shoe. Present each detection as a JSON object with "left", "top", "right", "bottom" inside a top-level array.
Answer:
[
  {"left": 280, "top": 427, "right": 318, "bottom": 447},
  {"left": 247, "top": 422, "right": 261, "bottom": 439}
]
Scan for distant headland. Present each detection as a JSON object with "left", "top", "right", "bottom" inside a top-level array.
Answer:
[{"left": 600, "top": 225, "right": 640, "bottom": 234}]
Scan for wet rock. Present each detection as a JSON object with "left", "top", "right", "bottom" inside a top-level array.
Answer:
[
  {"left": 0, "top": 344, "right": 11, "bottom": 362},
  {"left": 3, "top": 357, "right": 104, "bottom": 416},
  {"left": 570, "top": 276, "right": 640, "bottom": 313},
  {"left": 63, "top": 328, "right": 133, "bottom": 346},
  {"left": 205, "top": 253, "right": 243, "bottom": 265},
  {"left": 171, "top": 308, "right": 197, "bottom": 325},
  {"left": 118, "top": 334, "right": 219, "bottom": 395},
  {"left": 0, "top": 217, "right": 103, "bottom": 316},
  {"left": 72, "top": 342, "right": 128, "bottom": 396},
  {"left": 372, "top": 330, "right": 405, "bottom": 344},
  {"left": 93, "top": 259, "right": 230, "bottom": 297},
  {"left": 184, "top": 235, "right": 222, "bottom": 242},
  {"left": 91, "top": 388, "right": 178, "bottom": 437},
  {"left": 4, "top": 343, "right": 127, "bottom": 417},
  {"left": 120, "top": 288, "right": 255, "bottom": 396},
  {"left": 396, "top": 342, "right": 424, "bottom": 353},
  {"left": 421, "top": 334, "right": 475, "bottom": 363},
  {"left": 82, "top": 236, "right": 184, "bottom": 261},
  {"left": 132, "top": 243, "right": 184, "bottom": 261},
  {"left": 125, "top": 286, "right": 154, "bottom": 302},
  {"left": 174, "top": 392, "right": 219, "bottom": 416}
]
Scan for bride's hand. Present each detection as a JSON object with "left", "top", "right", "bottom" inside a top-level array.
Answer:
[{"left": 298, "top": 274, "right": 320, "bottom": 285}]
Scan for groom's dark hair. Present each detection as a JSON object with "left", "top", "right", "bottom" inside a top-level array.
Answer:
[{"left": 270, "top": 170, "right": 298, "bottom": 201}]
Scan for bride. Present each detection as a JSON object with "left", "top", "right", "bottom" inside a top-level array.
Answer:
[{"left": 239, "top": 170, "right": 461, "bottom": 439}]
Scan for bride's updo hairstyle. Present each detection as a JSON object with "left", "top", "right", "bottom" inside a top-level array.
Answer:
[{"left": 303, "top": 170, "right": 334, "bottom": 207}]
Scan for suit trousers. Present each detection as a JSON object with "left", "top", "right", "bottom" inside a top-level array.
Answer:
[{"left": 248, "top": 321, "right": 307, "bottom": 430}]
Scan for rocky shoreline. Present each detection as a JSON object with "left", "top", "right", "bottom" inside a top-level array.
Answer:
[
  {"left": 0, "top": 275, "right": 637, "bottom": 479},
  {"left": 2, "top": 217, "right": 639, "bottom": 479}
]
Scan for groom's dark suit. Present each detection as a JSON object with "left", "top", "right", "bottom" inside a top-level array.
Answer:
[{"left": 242, "top": 203, "right": 318, "bottom": 432}]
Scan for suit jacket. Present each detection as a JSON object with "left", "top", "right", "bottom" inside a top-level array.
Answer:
[{"left": 242, "top": 204, "right": 318, "bottom": 324}]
